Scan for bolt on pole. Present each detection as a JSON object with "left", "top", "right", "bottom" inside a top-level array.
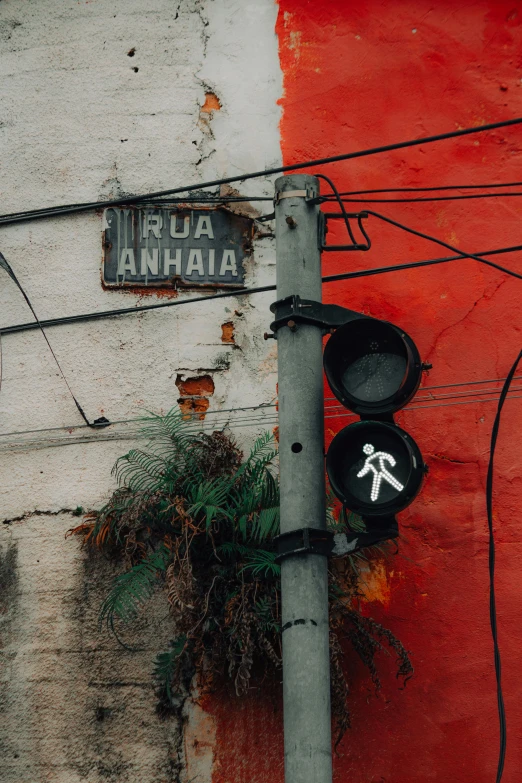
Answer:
[{"left": 274, "top": 174, "right": 332, "bottom": 783}]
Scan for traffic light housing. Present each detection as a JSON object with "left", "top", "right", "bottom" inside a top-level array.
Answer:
[
  {"left": 323, "top": 317, "right": 422, "bottom": 416},
  {"left": 323, "top": 314, "right": 426, "bottom": 547},
  {"left": 269, "top": 295, "right": 426, "bottom": 549},
  {"left": 326, "top": 419, "right": 424, "bottom": 517}
]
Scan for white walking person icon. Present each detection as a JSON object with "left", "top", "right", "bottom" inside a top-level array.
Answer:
[{"left": 356, "top": 443, "right": 404, "bottom": 502}]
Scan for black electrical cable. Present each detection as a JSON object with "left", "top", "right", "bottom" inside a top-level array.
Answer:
[
  {"left": 0, "top": 284, "right": 275, "bottom": 335},
  {"left": 315, "top": 173, "right": 358, "bottom": 245},
  {"left": 1, "top": 116, "right": 522, "bottom": 227},
  {"left": 2, "top": 243, "right": 522, "bottom": 337},
  {"left": 324, "top": 192, "right": 522, "bottom": 204},
  {"left": 486, "top": 352, "right": 522, "bottom": 781},
  {"left": 0, "top": 195, "right": 273, "bottom": 224},
  {"left": 362, "top": 211, "right": 522, "bottom": 281},
  {"left": 321, "top": 244, "right": 522, "bottom": 284},
  {"left": 0, "top": 253, "right": 91, "bottom": 425},
  {"left": 336, "top": 182, "right": 522, "bottom": 196}
]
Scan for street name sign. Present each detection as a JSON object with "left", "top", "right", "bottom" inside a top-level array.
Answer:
[{"left": 102, "top": 206, "right": 253, "bottom": 289}]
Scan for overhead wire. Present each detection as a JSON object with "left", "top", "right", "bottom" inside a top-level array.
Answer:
[
  {"left": 1, "top": 115, "right": 521, "bottom": 227},
  {"left": 4, "top": 383, "right": 522, "bottom": 448},
  {"left": 317, "top": 168, "right": 522, "bottom": 281},
  {"left": 4, "top": 392, "right": 522, "bottom": 452},
  {"left": 0, "top": 195, "right": 274, "bottom": 225},
  {"left": 0, "top": 252, "right": 91, "bottom": 426},
  {"left": 320, "top": 243, "right": 522, "bottom": 284},
  {"left": 325, "top": 375, "right": 522, "bottom": 401},
  {"left": 315, "top": 173, "right": 359, "bottom": 245},
  {"left": 0, "top": 402, "right": 279, "bottom": 439},
  {"left": 486, "top": 351, "right": 522, "bottom": 782},
  {"left": 323, "top": 191, "right": 522, "bottom": 203},
  {"left": 323, "top": 391, "right": 522, "bottom": 418},
  {"left": 334, "top": 181, "right": 522, "bottom": 195},
  {"left": 325, "top": 385, "right": 522, "bottom": 408},
  {"left": 3, "top": 374, "right": 521, "bottom": 440},
  {"left": 364, "top": 210, "right": 522, "bottom": 281},
  {"left": 3, "top": 241, "right": 522, "bottom": 338}
]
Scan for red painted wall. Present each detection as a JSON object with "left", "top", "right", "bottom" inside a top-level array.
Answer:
[
  {"left": 209, "top": 3, "right": 522, "bottom": 782},
  {"left": 276, "top": 2, "right": 522, "bottom": 781}
]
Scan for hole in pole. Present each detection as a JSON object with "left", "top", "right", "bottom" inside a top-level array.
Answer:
[{"left": 291, "top": 442, "right": 303, "bottom": 453}]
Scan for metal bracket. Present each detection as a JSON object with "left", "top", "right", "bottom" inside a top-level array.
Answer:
[
  {"left": 275, "top": 527, "right": 334, "bottom": 562},
  {"left": 269, "top": 294, "right": 365, "bottom": 335},
  {"left": 320, "top": 211, "right": 371, "bottom": 252},
  {"left": 257, "top": 212, "right": 275, "bottom": 223},
  {"left": 332, "top": 516, "right": 398, "bottom": 556},
  {"left": 274, "top": 187, "right": 316, "bottom": 205}
]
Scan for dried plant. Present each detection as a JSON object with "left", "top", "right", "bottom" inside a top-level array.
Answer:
[{"left": 68, "top": 410, "right": 412, "bottom": 743}]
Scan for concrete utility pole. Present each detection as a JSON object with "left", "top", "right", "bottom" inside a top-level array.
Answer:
[{"left": 274, "top": 175, "right": 332, "bottom": 783}]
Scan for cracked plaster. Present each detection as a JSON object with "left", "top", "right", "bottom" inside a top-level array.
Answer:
[{"left": 0, "top": 1, "right": 282, "bottom": 781}]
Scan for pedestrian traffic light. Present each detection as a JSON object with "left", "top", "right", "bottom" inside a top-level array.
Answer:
[
  {"left": 326, "top": 419, "right": 424, "bottom": 517},
  {"left": 323, "top": 315, "right": 426, "bottom": 547},
  {"left": 268, "top": 294, "right": 426, "bottom": 544}
]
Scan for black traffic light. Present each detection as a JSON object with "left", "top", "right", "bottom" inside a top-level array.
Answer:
[
  {"left": 323, "top": 316, "right": 426, "bottom": 549},
  {"left": 268, "top": 295, "right": 426, "bottom": 550},
  {"left": 323, "top": 318, "right": 422, "bottom": 416}
]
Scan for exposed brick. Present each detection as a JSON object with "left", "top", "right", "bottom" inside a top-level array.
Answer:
[
  {"left": 221, "top": 322, "right": 235, "bottom": 344},
  {"left": 175, "top": 375, "right": 215, "bottom": 397},
  {"left": 177, "top": 397, "right": 210, "bottom": 420},
  {"left": 201, "top": 91, "right": 221, "bottom": 112}
]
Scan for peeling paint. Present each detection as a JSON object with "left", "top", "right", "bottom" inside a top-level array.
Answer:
[
  {"left": 0, "top": 0, "right": 282, "bottom": 779},
  {"left": 183, "top": 698, "right": 217, "bottom": 783},
  {"left": 176, "top": 375, "right": 215, "bottom": 397},
  {"left": 176, "top": 374, "right": 215, "bottom": 420},
  {"left": 221, "top": 321, "right": 235, "bottom": 344},
  {"left": 201, "top": 91, "right": 222, "bottom": 113},
  {"left": 357, "top": 561, "right": 391, "bottom": 607}
]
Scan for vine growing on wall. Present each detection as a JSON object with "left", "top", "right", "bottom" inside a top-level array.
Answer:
[{"left": 68, "top": 410, "right": 412, "bottom": 743}]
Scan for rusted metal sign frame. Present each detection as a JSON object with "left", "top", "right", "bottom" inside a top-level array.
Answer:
[{"left": 102, "top": 205, "right": 254, "bottom": 290}]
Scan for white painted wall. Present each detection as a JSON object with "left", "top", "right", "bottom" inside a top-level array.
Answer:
[{"left": 0, "top": 1, "right": 282, "bottom": 780}]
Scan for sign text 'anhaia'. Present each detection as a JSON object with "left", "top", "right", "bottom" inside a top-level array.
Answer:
[{"left": 102, "top": 207, "right": 253, "bottom": 288}]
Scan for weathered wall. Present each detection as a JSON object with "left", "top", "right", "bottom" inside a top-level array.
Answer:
[
  {"left": 4, "top": 2, "right": 522, "bottom": 782},
  {"left": 0, "top": 1, "right": 282, "bottom": 781}
]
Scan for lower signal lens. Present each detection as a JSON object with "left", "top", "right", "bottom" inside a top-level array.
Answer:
[{"left": 326, "top": 420, "right": 424, "bottom": 516}]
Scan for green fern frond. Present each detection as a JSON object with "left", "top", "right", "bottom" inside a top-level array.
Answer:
[
  {"left": 240, "top": 548, "right": 280, "bottom": 578},
  {"left": 112, "top": 449, "right": 168, "bottom": 491},
  {"left": 251, "top": 506, "right": 280, "bottom": 542},
  {"left": 235, "top": 432, "right": 277, "bottom": 479},
  {"left": 185, "top": 478, "right": 233, "bottom": 527},
  {"left": 216, "top": 542, "right": 253, "bottom": 558},
  {"left": 99, "top": 546, "right": 171, "bottom": 632},
  {"left": 141, "top": 408, "right": 191, "bottom": 445},
  {"left": 344, "top": 507, "right": 365, "bottom": 533},
  {"left": 254, "top": 598, "right": 280, "bottom": 632},
  {"left": 249, "top": 432, "right": 278, "bottom": 463},
  {"left": 153, "top": 635, "right": 187, "bottom": 702}
]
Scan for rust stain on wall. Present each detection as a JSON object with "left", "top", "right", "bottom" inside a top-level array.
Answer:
[
  {"left": 184, "top": 699, "right": 217, "bottom": 783},
  {"left": 103, "top": 284, "right": 180, "bottom": 299},
  {"left": 357, "top": 561, "right": 391, "bottom": 607}
]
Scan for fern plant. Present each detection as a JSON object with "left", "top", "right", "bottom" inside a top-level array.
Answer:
[{"left": 69, "top": 410, "right": 412, "bottom": 742}]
